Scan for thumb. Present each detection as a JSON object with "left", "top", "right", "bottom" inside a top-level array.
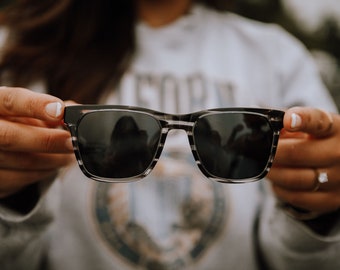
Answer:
[{"left": 284, "top": 106, "right": 335, "bottom": 138}]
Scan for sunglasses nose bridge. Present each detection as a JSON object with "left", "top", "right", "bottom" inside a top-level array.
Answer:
[{"left": 165, "top": 119, "right": 194, "bottom": 132}]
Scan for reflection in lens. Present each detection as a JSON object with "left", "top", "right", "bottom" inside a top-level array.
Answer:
[
  {"left": 77, "top": 111, "right": 161, "bottom": 179},
  {"left": 194, "top": 113, "right": 273, "bottom": 180}
]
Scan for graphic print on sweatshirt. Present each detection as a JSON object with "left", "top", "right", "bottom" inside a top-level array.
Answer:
[{"left": 91, "top": 71, "right": 231, "bottom": 268}]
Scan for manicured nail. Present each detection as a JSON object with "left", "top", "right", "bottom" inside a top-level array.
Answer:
[
  {"left": 291, "top": 113, "right": 302, "bottom": 129},
  {"left": 45, "top": 102, "right": 63, "bottom": 118}
]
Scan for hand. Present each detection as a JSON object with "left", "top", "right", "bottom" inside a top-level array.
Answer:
[
  {"left": 0, "top": 87, "right": 74, "bottom": 198},
  {"left": 267, "top": 106, "right": 340, "bottom": 215}
]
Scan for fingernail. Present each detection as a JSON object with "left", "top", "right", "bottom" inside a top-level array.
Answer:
[
  {"left": 291, "top": 113, "right": 302, "bottom": 129},
  {"left": 45, "top": 102, "right": 63, "bottom": 118}
]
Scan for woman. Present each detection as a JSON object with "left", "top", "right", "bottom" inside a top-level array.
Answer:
[{"left": 0, "top": 0, "right": 339, "bottom": 269}]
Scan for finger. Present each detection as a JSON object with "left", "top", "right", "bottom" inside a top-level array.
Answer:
[
  {"left": 268, "top": 167, "right": 335, "bottom": 190},
  {"left": 279, "top": 129, "right": 308, "bottom": 139},
  {"left": 272, "top": 184, "right": 340, "bottom": 212},
  {"left": 0, "top": 115, "right": 59, "bottom": 128},
  {"left": 268, "top": 167, "right": 317, "bottom": 191},
  {"left": 273, "top": 137, "right": 338, "bottom": 168},
  {"left": 0, "top": 151, "right": 74, "bottom": 170},
  {"left": 0, "top": 86, "right": 64, "bottom": 122},
  {"left": 284, "top": 106, "right": 336, "bottom": 138},
  {"left": 0, "top": 120, "right": 73, "bottom": 153},
  {"left": 0, "top": 169, "right": 58, "bottom": 198}
]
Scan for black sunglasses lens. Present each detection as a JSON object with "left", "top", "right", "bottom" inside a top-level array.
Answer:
[
  {"left": 77, "top": 111, "right": 161, "bottom": 179},
  {"left": 194, "top": 113, "right": 273, "bottom": 180}
]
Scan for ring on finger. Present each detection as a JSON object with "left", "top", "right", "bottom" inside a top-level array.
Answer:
[{"left": 312, "top": 169, "right": 329, "bottom": 192}]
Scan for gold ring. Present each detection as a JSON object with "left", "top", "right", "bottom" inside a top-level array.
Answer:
[{"left": 313, "top": 169, "right": 328, "bottom": 191}]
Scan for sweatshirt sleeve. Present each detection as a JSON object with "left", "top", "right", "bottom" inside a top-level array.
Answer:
[
  {"left": 257, "top": 26, "right": 340, "bottom": 269},
  {"left": 259, "top": 188, "right": 340, "bottom": 270},
  {"left": 0, "top": 179, "right": 57, "bottom": 270},
  {"left": 269, "top": 24, "right": 337, "bottom": 112}
]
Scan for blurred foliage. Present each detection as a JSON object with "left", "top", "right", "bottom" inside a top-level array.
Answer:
[
  {"left": 235, "top": 0, "right": 340, "bottom": 62},
  {"left": 0, "top": 0, "right": 11, "bottom": 8}
]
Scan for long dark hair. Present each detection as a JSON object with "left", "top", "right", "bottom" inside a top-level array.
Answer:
[{"left": 0, "top": 0, "right": 233, "bottom": 103}]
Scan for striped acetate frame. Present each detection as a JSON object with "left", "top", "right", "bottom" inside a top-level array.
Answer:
[{"left": 64, "top": 105, "right": 284, "bottom": 183}]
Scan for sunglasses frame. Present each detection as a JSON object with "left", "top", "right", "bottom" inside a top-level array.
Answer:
[{"left": 64, "top": 105, "right": 284, "bottom": 183}]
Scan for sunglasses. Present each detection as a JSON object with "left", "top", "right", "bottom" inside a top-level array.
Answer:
[{"left": 64, "top": 105, "right": 284, "bottom": 183}]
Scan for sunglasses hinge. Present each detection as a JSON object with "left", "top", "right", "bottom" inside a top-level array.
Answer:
[{"left": 269, "top": 116, "right": 284, "bottom": 129}]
